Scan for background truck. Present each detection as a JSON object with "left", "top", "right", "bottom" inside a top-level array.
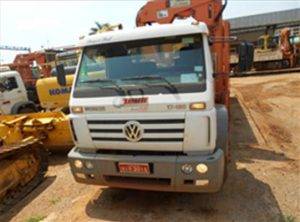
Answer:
[
  {"left": 3, "top": 50, "right": 58, "bottom": 103},
  {"left": 0, "top": 69, "right": 37, "bottom": 114},
  {"left": 59, "top": 0, "right": 250, "bottom": 192}
]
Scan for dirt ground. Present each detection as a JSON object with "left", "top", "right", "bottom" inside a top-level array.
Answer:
[{"left": 1, "top": 73, "right": 299, "bottom": 222}]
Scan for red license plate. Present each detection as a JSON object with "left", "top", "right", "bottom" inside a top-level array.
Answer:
[{"left": 118, "top": 162, "right": 150, "bottom": 174}]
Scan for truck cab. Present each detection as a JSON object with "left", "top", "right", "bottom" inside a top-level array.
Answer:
[
  {"left": 0, "top": 71, "right": 30, "bottom": 114},
  {"left": 67, "top": 23, "right": 228, "bottom": 193}
]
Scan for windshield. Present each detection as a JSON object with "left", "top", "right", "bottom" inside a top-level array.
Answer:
[{"left": 74, "top": 34, "right": 206, "bottom": 98}]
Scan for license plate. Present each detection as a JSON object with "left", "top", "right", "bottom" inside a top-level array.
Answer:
[{"left": 118, "top": 162, "right": 150, "bottom": 175}]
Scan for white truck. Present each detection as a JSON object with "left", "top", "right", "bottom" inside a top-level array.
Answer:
[
  {"left": 0, "top": 69, "right": 37, "bottom": 114},
  {"left": 59, "top": 23, "right": 229, "bottom": 193}
]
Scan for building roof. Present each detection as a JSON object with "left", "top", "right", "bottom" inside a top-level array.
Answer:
[{"left": 229, "top": 8, "right": 300, "bottom": 31}]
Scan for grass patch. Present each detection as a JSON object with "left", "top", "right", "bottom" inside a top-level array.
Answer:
[
  {"left": 25, "top": 215, "right": 45, "bottom": 222},
  {"left": 50, "top": 197, "right": 61, "bottom": 205},
  {"left": 283, "top": 215, "right": 296, "bottom": 222}
]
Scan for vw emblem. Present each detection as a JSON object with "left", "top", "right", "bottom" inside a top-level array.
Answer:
[{"left": 123, "top": 121, "right": 143, "bottom": 142}]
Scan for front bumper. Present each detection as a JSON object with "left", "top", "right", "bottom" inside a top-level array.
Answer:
[{"left": 68, "top": 148, "right": 225, "bottom": 193}]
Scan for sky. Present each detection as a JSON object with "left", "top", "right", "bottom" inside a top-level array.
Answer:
[{"left": 0, "top": 0, "right": 299, "bottom": 63}]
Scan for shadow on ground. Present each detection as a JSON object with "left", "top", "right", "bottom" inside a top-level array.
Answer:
[
  {"left": 0, "top": 176, "right": 56, "bottom": 222},
  {"left": 48, "top": 152, "right": 69, "bottom": 166},
  {"left": 84, "top": 97, "right": 290, "bottom": 222}
]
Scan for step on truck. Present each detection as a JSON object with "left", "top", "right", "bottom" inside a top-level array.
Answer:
[{"left": 58, "top": 0, "right": 251, "bottom": 192}]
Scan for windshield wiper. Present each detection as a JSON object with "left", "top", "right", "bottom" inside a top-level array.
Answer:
[
  {"left": 122, "top": 75, "right": 178, "bottom": 93},
  {"left": 80, "top": 79, "right": 127, "bottom": 95}
]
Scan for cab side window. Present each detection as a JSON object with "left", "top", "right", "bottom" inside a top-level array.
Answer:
[{"left": 6, "top": 77, "right": 18, "bottom": 90}]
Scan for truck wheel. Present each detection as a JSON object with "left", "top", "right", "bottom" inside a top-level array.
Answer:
[
  {"left": 11, "top": 101, "right": 38, "bottom": 114},
  {"left": 17, "top": 106, "right": 37, "bottom": 114}
]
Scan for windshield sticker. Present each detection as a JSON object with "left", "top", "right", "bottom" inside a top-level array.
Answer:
[
  {"left": 182, "top": 37, "right": 194, "bottom": 44},
  {"left": 194, "top": 66, "right": 203, "bottom": 72},
  {"left": 181, "top": 73, "right": 198, "bottom": 83}
]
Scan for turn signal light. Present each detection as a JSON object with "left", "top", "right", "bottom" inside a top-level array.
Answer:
[
  {"left": 189, "top": 102, "right": 206, "bottom": 110},
  {"left": 71, "top": 106, "right": 84, "bottom": 114},
  {"left": 181, "top": 164, "right": 193, "bottom": 174}
]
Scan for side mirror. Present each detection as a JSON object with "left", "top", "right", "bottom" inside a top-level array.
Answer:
[
  {"left": 56, "top": 64, "right": 67, "bottom": 86},
  {"left": 238, "top": 42, "right": 254, "bottom": 72}
]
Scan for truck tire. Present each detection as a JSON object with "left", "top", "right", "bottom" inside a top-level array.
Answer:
[
  {"left": 216, "top": 104, "right": 229, "bottom": 180},
  {"left": 26, "top": 87, "right": 40, "bottom": 104},
  {"left": 11, "top": 101, "right": 38, "bottom": 114}
]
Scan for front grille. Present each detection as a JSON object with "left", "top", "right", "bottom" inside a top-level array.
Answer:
[{"left": 88, "top": 118, "right": 185, "bottom": 143}]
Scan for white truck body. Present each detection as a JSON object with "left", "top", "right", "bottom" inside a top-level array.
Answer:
[
  {"left": 0, "top": 71, "right": 29, "bottom": 114},
  {"left": 68, "top": 23, "right": 228, "bottom": 192}
]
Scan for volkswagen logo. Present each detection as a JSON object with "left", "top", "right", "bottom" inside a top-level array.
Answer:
[{"left": 123, "top": 121, "right": 143, "bottom": 142}]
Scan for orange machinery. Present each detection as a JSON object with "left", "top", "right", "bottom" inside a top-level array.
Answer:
[
  {"left": 2, "top": 50, "right": 59, "bottom": 103},
  {"left": 136, "top": 0, "right": 230, "bottom": 109},
  {"left": 7, "top": 51, "right": 57, "bottom": 87},
  {"left": 280, "top": 28, "right": 299, "bottom": 68}
]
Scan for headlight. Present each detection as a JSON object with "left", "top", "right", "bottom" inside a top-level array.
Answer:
[
  {"left": 181, "top": 164, "right": 193, "bottom": 174},
  {"left": 196, "top": 163, "right": 208, "bottom": 174},
  {"left": 74, "top": 160, "right": 83, "bottom": 169}
]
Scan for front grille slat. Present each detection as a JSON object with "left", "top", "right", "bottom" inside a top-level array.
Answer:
[
  {"left": 92, "top": 137, "right": 183, "bottom": 142},
  {"left": 144, "top": 129, "right": 184, "bottom": 133},
  {"left": 88, "top": 118, "right": 185, "bottom": 143},
  {"left": 90, "top": 129, "right": 122, "bottom": 133},
  {"left": 87, "top": 119, "right": 185, "bottom": 125}
]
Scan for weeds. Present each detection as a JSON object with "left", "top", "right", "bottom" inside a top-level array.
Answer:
[
  {"left": 26, "top": 215, "right": 45, "bottom": 222},
  {"left": 283, "top": 215, "right": 296, "bottom": 222},
  {"left": 50, "top": 197, "right": 61, "bottom": 205}
]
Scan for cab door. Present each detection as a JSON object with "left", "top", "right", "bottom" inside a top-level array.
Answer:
[{"left": 0, "top": 75, "right": 28, "bottom": 114}]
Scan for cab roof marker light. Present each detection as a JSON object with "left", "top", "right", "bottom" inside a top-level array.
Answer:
[{"left": 71, "top": 106, "right": 84, "bottom": 114}]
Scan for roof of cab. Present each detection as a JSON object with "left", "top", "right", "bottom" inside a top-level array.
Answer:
[
  {"left": 0, "top": 70, "right": 20, "bottom": 78},
  {"left": 79, "top": 23, "right": 209, "bottom": 48}
]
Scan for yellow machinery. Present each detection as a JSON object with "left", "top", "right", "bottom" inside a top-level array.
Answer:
[
  {"left": 36, "top": 75, "right": 74, "bottom": 110},
  {"left": 0, "top": 112, "right": 73, "bottom": 211},
  {"left": 36, "top": 49, "right": 80, "bottom": 111},
  {"left": 256, "top": 34, "right": 278, "bottom": 52}
]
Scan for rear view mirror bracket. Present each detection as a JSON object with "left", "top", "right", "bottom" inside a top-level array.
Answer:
[{"left": 56, "top": 64, "right": 67, "bottom": 86}]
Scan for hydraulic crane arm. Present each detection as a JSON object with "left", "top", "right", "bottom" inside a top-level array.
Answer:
[
  {"left": 136, "top": 0, "right": 227, "bottom": 28},
  {"left": 280, "top": 28, "right": 296, "bottom": 68}
]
